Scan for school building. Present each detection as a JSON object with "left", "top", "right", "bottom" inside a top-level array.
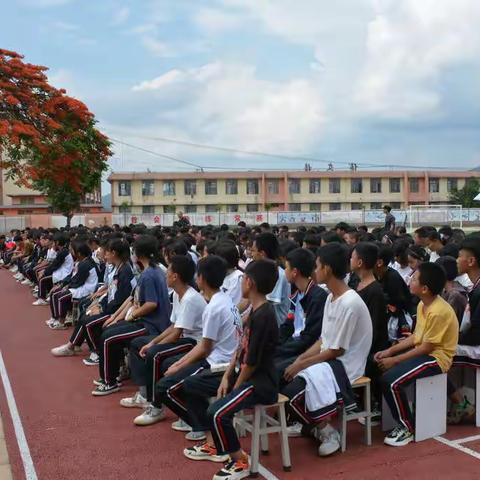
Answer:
[{"left": 108, "top": 170, "right": 480, "bottom": 215}]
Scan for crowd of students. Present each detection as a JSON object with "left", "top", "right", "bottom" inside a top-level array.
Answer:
[{"left": 1, "top": 217, "right": 479, "bottom": 480}]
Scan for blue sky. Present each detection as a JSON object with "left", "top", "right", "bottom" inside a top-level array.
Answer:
[{"left": 3, "top": 0, "right": 480, "bottom": 180}]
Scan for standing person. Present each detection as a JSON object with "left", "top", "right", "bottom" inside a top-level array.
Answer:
[
  {"left": 376, "top": 262, "right": 458, "bottom": 447},
  {"left": 202, "top": 260, "right": 279, "bottom": 480},
  {"left": 383, "top": 205, "right": 396, "bottom": 233},
  {"left": 92, "top": 235, "right": 171, "bottom": 395}
]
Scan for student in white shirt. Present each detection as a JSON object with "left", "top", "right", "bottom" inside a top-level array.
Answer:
[
  {"left": 217, "top": 240, "right": 243, "bottom": 306},
  {"left": 282, "top": 243, "right": 372, "bottom": 457}
]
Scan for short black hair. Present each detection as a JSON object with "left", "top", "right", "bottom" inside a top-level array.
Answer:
[
  {"left": 377, "top": 244, "right": 394, "bottom": 266},
  {"left": 134, "top": 235, "right": 159, "bottom": 263},
  {"left": 279, "top": 240, "right": 298, "bottom": 258},
  {"left": 254, "top": 232, "right": 279, "bottom": 260},
  {"left": 53, "top": 232, "right": 68, "bottom": 247},
  {"left": 435, "top": 256, "right": 458, "bottom": 282},
  {"left": 71, "top": 240, "right": 91, "bottom": 259},
  {"left": 418, "top": 262, "right": 446, "bottom": 296},
  {"left": 304, "top": 234, "right": 321, "bottom": 247},
  {"left": 427, "top": 230, "right": 441, "bottom": 242},
  {"left": 245, "top": 259, "right": 278, "bottom": 295},
  {"left": 170, "top": 255, "right": 195, "bottom": 284},
  {"left": 286, "top": 247, "right": 315, "bottom": 278},
  {"left": 353, "top": 242, "right": 379, "bottom": 270},
  {"left": 197, "top": 255, "right": 227, "bottom": 289},
  {"left": 334, "top": 222, "right": 349, "bottom": 231},
  {"left": 439, "top": 242, "right": 460, "bottom": 258},
  {"left": 408, "top": 245, "right": 430, "bottom": 262},
  {"left": 107, "top": 239, "right": 131, "bottom": 262},
  {"left": 383, "top": 205, "right": 392, "bottom": 212},
  {"left": 321, "top": 231, "right": 343, "bottom": 244},
  {"left": 215, "top": 240, "right": 240, "bottom": 269},
  {"left": 415, "top": 226, "right": 436, "bottom": 238},
  {"left": 317, "top": 243, "right": 348, "bottom": 279},
  {"left": 460, "top": 235, "right": 480, "bottom": 266}
]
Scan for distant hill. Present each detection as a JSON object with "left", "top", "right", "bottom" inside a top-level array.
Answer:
[{"left": 102, "top": 193, "right": 112, "bottom": 210}]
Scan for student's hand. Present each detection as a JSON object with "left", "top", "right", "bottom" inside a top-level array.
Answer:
[
  {"left": 374, "top": 349, "right": 391, "bottom": 362},
  {"left": 103, "top": 317, "right": 117, "bottom": 329},
  {"left": 164, "top": 362, "right": 182, "bottom": 377},
  {"left": 284, "top": 361, "right": 303, "bottom": 383},
  {"left": 377, "top": 357, "right": 398, "bottom": 372},
  {"left": 139, "top": 342, "right": 154, "bottom": 358},
  {"left": 38, "top": 271, "right": 44, "bottom": 279},
  {"left": 90, "top": 305, "right": 101, "bottom": 315},
  {"left": 217, "top": 377, "right": 230, "bottom": 399}
]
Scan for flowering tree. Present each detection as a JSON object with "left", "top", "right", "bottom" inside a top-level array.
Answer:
[{"left": 0, "top": 48, "right": 111, "bottom": 225}]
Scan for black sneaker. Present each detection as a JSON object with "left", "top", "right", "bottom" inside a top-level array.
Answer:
[{"left": 91, "top": 382, "right": 120, "bottom": 396}]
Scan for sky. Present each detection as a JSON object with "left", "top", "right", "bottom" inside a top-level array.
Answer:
[{"left": 2, "top": 0, "right": 480, "bottom": 180}]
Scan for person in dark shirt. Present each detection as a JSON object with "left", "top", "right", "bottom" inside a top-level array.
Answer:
[
  {"left": 204, "top": 259, "right": 279, "bottom": 480},
  {"left": 383, "top": 205, "right": 396, "bottom": 232}
]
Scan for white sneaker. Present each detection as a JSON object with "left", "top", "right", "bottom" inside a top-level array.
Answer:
[
  {"left": 32, "top": 298, "right": 48, "bottom": 306},
  {"left": 185, "top": 430, "right": 206, "bottom": 441},
  {"left": 49, "top": 320, "right": 68, "bottom": 330},
  {"left": 21, "top": 279, "right": 33, "bottom": 286},
  {"left": 134, "top": 405, "right": 165, "bottom": 426},
  {"left": 316, "top": 424, "right": 341, "bottom": 457},
  {"left": 287, "top": 422, "right": 303, "bottom": 437},
  {"left": 9, "top": 266, "right": 18, "bottom": 273},
  {"left": 33, "top": 286, "right": 39, "bottom": 292},
  {"left": 32, "top": 292, "right": 39, "bottom": 298},
  {"left": 14, "top": 273, "right": 23, "bottom": 280},
  {"left": 45, "top": 318, "right": 55, "bottom": 326},
  {"left": 171, "top": 418, "right": 192, "bottom": 432},
  {"left": 83, "top": 352, "right": 99, "bottom": 366},
  {"left": 51, "top": 343, "right": 76, "bottom": 357},
  {"left": 120, "top": 392, "right": 149, "bottom": 409}
]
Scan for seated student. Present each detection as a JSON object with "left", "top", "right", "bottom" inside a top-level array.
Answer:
[
  {"left": 46, "top": 240, "right": 98, "bottom": 330},
  {"left": 192, "top": 259, "right": 279, "bottom": 480},
  {"left": 50, "top": 239, "right": 134, "bottom": 362},
  {"left": 31, "top": 234, "right": 55, "bottom": 288},
  {"left": 33, "top": 233, "right": 73, "bottom": 306},
  {"left": 392, "top": 240, "right": 413, "bottom": 284},
  {"left": 144, "top": 256, "right": 241, "bottom": 448},
  {"left": 121, "top": 255, "right": 206, "bottom": 427},
  {"left": 351, "top": 242, "right": 387, "bottom": 421},
  {"left": 448, "top": 236, "right": 480, "bottom": 423},
  {"left": 282, "top": 243, "right": 373, "bottom": 457},
  {"left": 427, "top": 231, "right": 443, "bottom": 263},
  {"left": 20, "top": 233, "right": 43, "bottom": 286},
  {"left": 92, "top": 235, "right": 171, "bottom": 395},
  {"left": 216, "top": 240, "right": 243, "bottom": 306},
  {"left": 376, "top": 262, "right": 458, "bottom": 446},
  {"left": 275, "top": 248, "right": 328, "bottom": 377}
]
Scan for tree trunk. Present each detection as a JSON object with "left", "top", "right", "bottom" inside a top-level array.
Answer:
[{"left": 66, "top": 214, "right": 73, "bottom": 228}]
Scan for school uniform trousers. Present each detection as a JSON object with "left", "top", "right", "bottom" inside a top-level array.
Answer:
[
  {"left": 69, "top": 312, "right": 111, "bottom": 351},
  {"left": 49, "top": 286, "right": 73, "bottom": 319},
  {"left": 98, "top": 320, "right": 151, "bottom": 385},
  {"left": 129, "top": 335, "right": 197, "bottom": 402},
  {"left": 381, "top": 354, "right": 442, "bottom": 433},
  {"left": 38, "top": 275, "right": 53, "bottom": 299}
]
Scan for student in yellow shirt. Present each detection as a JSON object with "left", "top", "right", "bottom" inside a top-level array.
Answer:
[{"left": 375, "top": 262, "right": 458, "bottom": 447}]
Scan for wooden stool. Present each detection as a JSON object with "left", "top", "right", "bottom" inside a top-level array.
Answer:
[
  {"left": 339, "top": 376, "right": 372, "bottom": 452},
  {"left": 234, "top": 393, "right": 291, "bottom": 477}
]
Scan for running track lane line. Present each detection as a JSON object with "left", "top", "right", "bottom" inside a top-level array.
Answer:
[
  {"left": 0, "top": 351, "right": 38, "bottom": 480},
  {"left": 435, "top": 435, "right": 480, "bottom": 461}
]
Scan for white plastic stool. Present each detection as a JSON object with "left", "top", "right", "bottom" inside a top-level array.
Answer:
[
  {"left": 234, "top": 393, "right": 292, "bottom": 477},
  {"left": 382, "top": 373, "right": 447, "bottom": 441}
]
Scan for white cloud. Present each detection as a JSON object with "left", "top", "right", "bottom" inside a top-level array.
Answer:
[
  {"left": 112, "top": 6, "right": 130, "bottom": 26},
  {"left": 132, "top": 69, "right": 184, "bottom": 91},
  {"left": 140, "top": 36, "right": 173, "bottom": 57},
  {"left": 193, "top": 7, "right": 242, "bottom": 34}
]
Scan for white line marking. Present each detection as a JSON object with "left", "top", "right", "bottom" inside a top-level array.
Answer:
[
  {"left": 0, "top": 350, "right": 38, "bottom": 480},
  {"left": 451, "top": 434, "right": 480, "bottom": 445},
  {"left": 435, "top": 436, "right": 480, "bottom": 460}
]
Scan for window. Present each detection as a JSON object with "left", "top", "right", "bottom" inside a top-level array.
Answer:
[
  {"left": 142, "top": 205, "right": 154, "bottom": 214},
  {"left": 309, "top": 179, "right": 321, "bottom": 194},
  {"left": 226, "top": 204, "right": 238, "bottom": 212},
  {"left": 164, "top": 205, "right": 176, "bottom": 213},
  {"left": 409, "top": 178, "right": 419, "bottom": 193},
  {"left": 289, "top": 203, "right": 301, "bottom": 211},
  {"left": 351, "top": 203, "right": 363, "bottom": 210},
  {"left": 184, "top": 180, "right": 197, "bottom": 196},
  {"left": 205, "top": 205, "right": 218, "bottom": 213},
  {"left": 142, "top": 180, "right": 154, "bottom": 196},
  {"left": 329, "top": 203, "right": 341, "bottom": 211},
  {"left": 119, "top": 204, "right": 131, "bottom": 213},
  {"left": 247, "top": 179, "right": 259, "bottom": 195},
  {"left": 429, "top": 178, "right": 439, "bottom": 193},
  {"left": 163, "top": 180, "right": 175, "bottom": 196},
  {"left": 329, "top": 178, "right": 340, "bottom": 194},
  {"left": 267, "top": 179, "right": 279, "bottom": 194},
  {"left": 390, "top": 178, "right": 401, "bottom": 193},
  {"left": 310, "top": 203, "right": 322, "bottom": 211},
  {"left": 370, "top": 202, "right": 382, "bottom": 209},
  {"left": 205, "top": 180, "right": 217, "bottom": 195},
  {"left": 289, "top": 179, "right": 301, "bottom": 194},
  {"left": 118, "top": 181, "right": 131, "bottom": 196},
  {"left": 351, "top": 179, "right": 362, "bottom": 193},
  {"left": 391, "top": 202, "right": 401, "bottom": 209},
  {"left": 185, "top": 205, "right": 197, "bottom": 213},
  {"left": 370, "top": 178, "right": 382, "bottom": 193},
  {"left": 247, "top": 204, "right": 258, "bottom": 212},
  {"left": 19, "top": 196, "right": 34, "bottom": 205},
  {"left": 447, "top": 178, "right": 458, "bottom": 192},
  {"left": 226, "top": 179, "right": 238, "bottom": 195}
]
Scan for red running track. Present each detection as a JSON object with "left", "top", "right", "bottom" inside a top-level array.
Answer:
[{"left": 0, "top": 269, "right": 480, "bottom": 479}]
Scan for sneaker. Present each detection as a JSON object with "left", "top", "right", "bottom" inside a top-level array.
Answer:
[
  {"left": 49, "top": 320, "right": 68, "bottom": 330},
  {"left": 213, "top": 458, "right": 250, "bottom": 480},
  {"left": 21, "top": 279, "right": 33, "bottom": 286},
  {"left": 45, "top": 317, "right": 55, "bottom": 326},
  {"left": 51, "top": 343, "right": 76, "bottom": 357},
  {"left": 134, "top": 405, "right": 165, "bottom": 426},
  {"left": 287, "top": 421, "right": 304, "bottom": 437},
  {"left": 92, "top": 382, "right": 121, "bottom": 396},
  {"left": 32, "top": 298, "right": 48, "bottom": 306},
  {"left": 83, "top": 352, "right": 100, "bottom": 366},
  {"left": 120, "top": 392, "right": 149, "bottom": 409},
  {"left": 172, "top": 418, "right": 193, "bottom": 432},
  {"left": 32, "top": 292, "right": 39, "bottom": 298},
  {"left": 93, "top": 377, "right": 122, "bottom": 387},
  {"left": 14, "top": 273, "right": 24, "bottom": 280},
  {"left": 384, "top": 426, "right": 414, "bottom": 447},
  {"left": 9, "top": 266, "right": 18, "bottom": 273},
  {"left": 316, "top": 424, "right": 341, "bottom": 457},
  {"left": 33, "top": 286, "right": 39, "bottom": 292},
  {"left": 186, "top": 430, "right": 207, "bottom": 441},
  {"left": 447, "top": 397, "right": 476, "bottom": 425},
  {"left": 183, "top": 442, "right": 229, "bottom": 463}
]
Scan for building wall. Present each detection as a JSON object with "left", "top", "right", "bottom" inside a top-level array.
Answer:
[{"left": 108, "top": 170, "right": 475, "bottom": 214}]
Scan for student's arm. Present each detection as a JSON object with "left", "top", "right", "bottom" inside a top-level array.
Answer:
[
  {"left": 164, "top": 338, "right": 214, "bottom": 376},
  {"left": 232, "top": 365, "right": 256, "bottom": 390},
  {"left": 127, "top": 301, "right": 157, "bottom": 321},
  {"left": 44, "top": 250, "right": 68, "bottom": 276},
  {"left": 374, "top": 334, "right": 416, "bottom": 361},
  {"left": 103, "top": 296, "right": 133, "bottom": 327},
  {"left": 103, "top": 267, "right": 134, "bottom": 314},
  {"left": 139, "top": 325, "right": 181, "bottom": 357},
  {"left": 459, "top": 291, "right": 480, "bottom": 345},
  {"left": 296, "top": 289, "right": 328, "bottom": 349},
  {"left": 378, "top": 341, "right": 434, "bottom": 371},
  {"left": 218, "top": 355, "right": 237, "bottom": 398}
]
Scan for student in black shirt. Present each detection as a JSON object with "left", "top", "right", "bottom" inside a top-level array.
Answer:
[{"left": 203, "top": 259, "right": 279, "bottom": 480}]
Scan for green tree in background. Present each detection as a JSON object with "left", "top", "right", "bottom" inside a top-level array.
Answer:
[{"left": 449, "top": 178, "right": 480, "bottom": 208}]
